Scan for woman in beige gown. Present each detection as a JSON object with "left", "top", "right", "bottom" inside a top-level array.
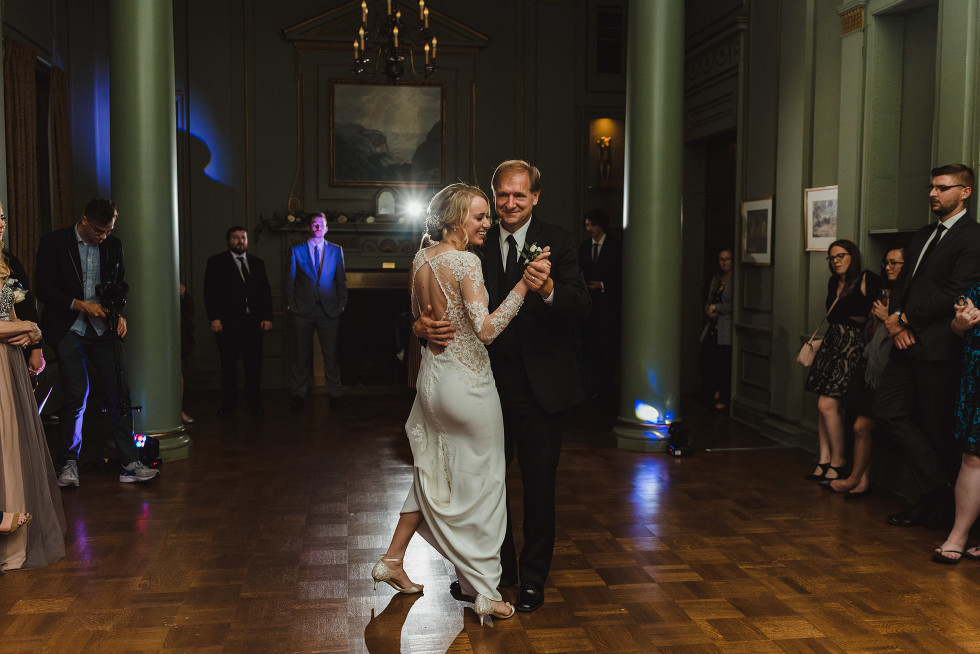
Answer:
[
  {"left": 370, "top": 183, "right": 549, "bottom": 624},
  {"left": 0, "top": 208, "right": 67, "bottom": 571}
]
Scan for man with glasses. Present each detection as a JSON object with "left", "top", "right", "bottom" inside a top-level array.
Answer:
[
  {"left": 873, "top": 164, "right": 980, "bottom": 529},
  {"left": 35, "top": 198, "right": 158, "bottom": 486}
]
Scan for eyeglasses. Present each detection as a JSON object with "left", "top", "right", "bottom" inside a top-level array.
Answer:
[
  {"left": 926, "top": 184, "right": 966, "bottom": 193},
  {"left": 718, "top": 257, "right": 733, "bottom": 262},
  {"left": 89, "top": 225, "right": 113, "bottom": 237},
  {"left": 885, "top": 260, "right": 904, "bottom": 267},
  {"left": 826, "top": 253, "right": 849, "bottom": 262}
]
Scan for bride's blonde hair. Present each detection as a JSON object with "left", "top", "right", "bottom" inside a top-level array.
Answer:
[
  {"left": 421, "top": 183, "right": 488, "bottom": 250},
  {"left": 0, "top": 252, "right": 8, "bottom": 280}
]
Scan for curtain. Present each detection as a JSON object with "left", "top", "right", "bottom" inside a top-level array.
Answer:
[
  {"left": 50, "top": 66, "right": 73, "bottom": 231},
  {"left": 3, "top": 38, "right": 39, "bottom": 282}
]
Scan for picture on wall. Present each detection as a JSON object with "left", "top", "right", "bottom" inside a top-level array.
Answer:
[
  {"left": 741, "top": 197, "right": 773, "bottom": 266},
  {"left": 804, "top": 185, "right": 838, "bottom": 251},
  {"left": 330, "top": 81, "right": 444, "bottom": 187}
]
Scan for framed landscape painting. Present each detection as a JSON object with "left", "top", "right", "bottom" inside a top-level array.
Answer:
[
  {"left": 804, "top": 185, "right": 838, "bottom": 251},
  {"left": 741, "top": 197, "right": 773, "bottom": 266},
  {"left": 329, "top": 81, "right": 444, "bottom": 187}
]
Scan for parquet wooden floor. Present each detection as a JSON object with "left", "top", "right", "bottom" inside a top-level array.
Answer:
[{"left": 2, "top": 392, "right": 979, "bottom": 653}]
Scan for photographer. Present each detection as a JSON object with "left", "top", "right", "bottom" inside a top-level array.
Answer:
[{"left": 35, "top": 198, "right": 159, "bottom": 486}]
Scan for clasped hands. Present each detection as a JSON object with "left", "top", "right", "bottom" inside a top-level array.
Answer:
[{"left": 952, "top": 297, "right": 980, "bottom": 336}]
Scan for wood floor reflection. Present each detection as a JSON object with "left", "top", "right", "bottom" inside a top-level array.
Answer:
[{"left": 2, "top": 392, "right": 979, "bottom": 653}]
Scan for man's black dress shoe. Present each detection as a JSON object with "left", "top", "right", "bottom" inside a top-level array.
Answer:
[
  {"left": 290, "top": 396, "right": 305, "bottom": 411},
  {"left": 516, "top": 583, "right": 544, "bottom": 612},
  {"left": 887, "top": 503, "right": 932, "bottom": 527},
  {"left": 449, "top": 581, "right": 476, "bottom": 603}
]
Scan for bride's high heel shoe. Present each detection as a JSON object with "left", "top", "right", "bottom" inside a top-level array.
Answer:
[
  {"left": 474, "top": 594, "right": 516, "bottom": 626},
  {"left": 371, "top": 556, "right": 423, "bottom": 594}
]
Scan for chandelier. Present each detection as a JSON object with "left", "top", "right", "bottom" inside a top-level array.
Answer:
[{"left": 352, "top": 0, "right": 438, "bottom": 84}]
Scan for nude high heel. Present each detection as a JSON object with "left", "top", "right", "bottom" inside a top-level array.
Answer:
[
  {"left": 474, "top": 594, "right": 515, "bottom": 626},
  {"left": 371, "top": 556, "right": 423, "bottom": 594}
]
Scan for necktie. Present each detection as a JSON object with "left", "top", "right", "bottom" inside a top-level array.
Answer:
[
  {"left": 314, "top": 245, "right": 322, "bottom": 280},
  {"left": 916, "top": 222, "right": 946, "bottom": 275},
  {"left": 237, "top": 256, "right": 250, "bottom": 285},
  {"left": 592, "top": 242, "right": 599, "bottom": 263},
  {"left": 504, "top": 234, "right": 519, "bottom": 292}
]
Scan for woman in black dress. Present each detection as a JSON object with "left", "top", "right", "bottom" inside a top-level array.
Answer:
[{"left": 804, "top": 240, "right": 880, "bottom": 482}]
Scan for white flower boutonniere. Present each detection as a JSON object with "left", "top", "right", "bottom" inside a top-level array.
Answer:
[{"left": 520, "top": 242, "right": 543, "bottom": 267}]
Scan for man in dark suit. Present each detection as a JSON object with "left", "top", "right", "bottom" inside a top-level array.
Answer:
[
  {"left": 418, "top": 160, "right": 591, "bottom": 612},
  {"left": 578, "top": 209, "right": 622, "bottom": 399},
  {"left": 873, "top": 163, "right": 980, "bottom": 528},
  {"left": 35, "top": 198, "right": 159, "bottom": 486},
  {"left": 204, "top": 226, "right": 273, "bottom": 416},
  {"left": 286, "top": 213, "right": 348, "bottom": 411}
]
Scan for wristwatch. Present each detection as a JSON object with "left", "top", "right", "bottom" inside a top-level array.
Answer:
[{"left": 897, "top": 313, "right": 908, "bottom": 328}]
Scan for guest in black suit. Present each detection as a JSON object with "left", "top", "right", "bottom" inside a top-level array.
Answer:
[
  {"left": 35, "top": 198, "right": 159, "bottom": 486},
  {"left": 873, "top": 163, "right": 980, "bottom": 528},
  {"left": 204, "top": 226, "right": 273, "bottom": 416},
  {"left": 417, "top": 160, "right": 591, "bottom": 612},
  {"left": 578, "top": 209, "right": 622, "bottom": 399}
]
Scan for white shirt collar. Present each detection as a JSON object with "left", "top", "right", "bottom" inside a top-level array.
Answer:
[
  {"left": 499, "top": 216, "right": 533, "bottom": 252},
  {"left": 230, "top": 250, "right": 247, "bottom": 262},
  {"left": 940, "top": 208, "right": 967, "bottom": 229},
  {"left": 592, "top": 233, "right": 606, "bottom": 246}
]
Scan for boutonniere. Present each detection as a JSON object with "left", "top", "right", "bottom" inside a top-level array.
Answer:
[
  {"left": 4, "top": 278, "right": 26, "bottom": 303},
  {"left": 520, "top": 242, "right": 543, "bottom": 267}
]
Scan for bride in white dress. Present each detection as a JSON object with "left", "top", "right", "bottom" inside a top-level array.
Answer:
[{"left": 371, "top": 183, "right": 549, "bottom": 624}]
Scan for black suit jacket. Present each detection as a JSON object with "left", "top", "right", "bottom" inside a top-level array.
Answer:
[
  {"left": 896, "top": 212, "right": 980, "bottom": 361},
  {"left": 203, "top": 251, "right": 273, "bottom": 327},
  {"left": 482, "top": 217, "right": 591, "bottom": 413},
  {"left": 35, "top": 225, "right": 126, "bottom": 347},
  {"left": 579, "top": 235, "right": 623, "bottom": 309}
]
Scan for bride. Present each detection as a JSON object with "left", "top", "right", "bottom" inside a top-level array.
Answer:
[{"left": 372, "top": 183, "right": 549, "bottom": 624}]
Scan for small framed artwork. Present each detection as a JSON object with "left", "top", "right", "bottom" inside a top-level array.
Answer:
[
  {"left": 375, "top": 188, "right": 397, "bottom": 221},
  {"left": 741, "top": 197, "right": 773, "bottom": 266},
  {"left": 804, "top": 185, "right": 838, "bottom": 251}
]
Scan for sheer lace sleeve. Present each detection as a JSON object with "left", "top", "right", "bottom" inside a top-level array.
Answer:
[{"left": 457, "top": 252, "right": 524, "bottom": 344}]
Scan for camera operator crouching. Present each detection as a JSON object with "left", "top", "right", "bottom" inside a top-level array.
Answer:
[{"left": 35, "top": 198, "right": 159, "bottom": 487}]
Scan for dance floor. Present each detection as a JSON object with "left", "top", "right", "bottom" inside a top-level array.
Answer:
[{"left": 2, "top": 391, "right": 980, "bottom": 653}]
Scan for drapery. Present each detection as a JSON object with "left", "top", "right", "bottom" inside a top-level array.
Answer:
[
  {"left": 3, "top": 38, "right": 39, "bottom": 281},
  {"left": 49, "top": 66, "right": 73, "bottom": 231}
]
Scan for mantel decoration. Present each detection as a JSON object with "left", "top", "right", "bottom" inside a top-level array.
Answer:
[{"left": 352, "top": 0, "right": 439, "bottom": 84}]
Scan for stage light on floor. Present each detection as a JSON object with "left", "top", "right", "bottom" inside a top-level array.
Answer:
[{"left": 634, "top": 400, "right": 661, "bottom": 424}]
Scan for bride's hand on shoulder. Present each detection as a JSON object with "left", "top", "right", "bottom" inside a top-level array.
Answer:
[{"left": 415, "top": 304, "right": 455, "bottom": 346}]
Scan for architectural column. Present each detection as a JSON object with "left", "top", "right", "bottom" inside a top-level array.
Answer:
[
  {"left": 109, "top": 0, "right": 190, "bottom": 460},
  {"left": 612, "top": 0, "right": 684, "bottom": 452}
]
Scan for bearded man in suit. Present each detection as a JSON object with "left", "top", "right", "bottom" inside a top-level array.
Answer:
[
  {"left": 417, "top": 160, "right": 591, "bottom": 611},
  {"left": 204, "top": 226, "right": 273, "bottom": 417},
  {"left": 286, "top": 213, "right": 348, "bottom": 411},
  {"left": 874, "top": 163, "right": 980, "bottom": 529}
]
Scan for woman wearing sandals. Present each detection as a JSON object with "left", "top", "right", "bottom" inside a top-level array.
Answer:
[
  {"left": 804, "top": 239, "right": 880, "bottom": 484},
  {"left": 372, "top": 183, "right": 549, "bottom": 623},
  {"left": 933, "top": 290, "right": 980, "bottom": 563},
  {"left": 0, "top": 206, "right": 67, "bottom": 571},
  {"left": 828, "top": 249, "right": 906, "bottom": 498}
]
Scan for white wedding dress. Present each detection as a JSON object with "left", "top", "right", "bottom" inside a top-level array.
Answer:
[{"left": 402, "top": 247, "right": 523, "bottom": 601}]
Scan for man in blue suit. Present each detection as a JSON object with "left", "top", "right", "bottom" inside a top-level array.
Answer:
[{"left": 286, "top": 213, "right": 348, "bottom": 410}]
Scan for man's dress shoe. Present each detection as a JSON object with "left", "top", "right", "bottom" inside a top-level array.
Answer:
[
  {"left": 516, "top": 583, "right": 544, "bottom": 613},
  {"left": 449, "top": 581, "right": 476, "bottom": 603},
  {"left": 887, "top": 503, "right": 932, "bottom": 527}
]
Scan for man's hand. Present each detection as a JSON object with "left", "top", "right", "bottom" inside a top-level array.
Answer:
[
  {"left": 112, "top": 317, "right": 128, "bottom": 339},
  {"left": 894, "top": 329, "right": 916, "bottom": 349},
  {"left": 706, "top": 304, "right": 719, "bottom": 319},
  {"left": 523, "top": 248, "right": 552, "bottom": 297},
  {"left": 3, "top": 332, "right": 31, "bottom": 347},
  {"left": 414, "top": 304, "right": 455, "bottom": 347},
  {"left": 28, "top": 349, "right": 45, "bottom": 374},
  {"left": 884, "top": 313, "right": 904, "bottom": 337},
  {"left": 211, "top": 319, "right": 223, "bottom": 333},
  {"left": 260, "top": 320, "right": 273, "bottom": 331},
  {"left": 952, "top": 299, "right": 980, "bottom": 336},
  {"left": 75, "top": 300, "right": 106, "bottom": 319},
  {"left": 587, "top": 281, "right": 602, "bottom": 291}
]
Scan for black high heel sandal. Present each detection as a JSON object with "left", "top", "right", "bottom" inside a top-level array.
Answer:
[
  {"left": 819, "top": 465, "right": 848, "bottom": 486},
  {"left": 804, "top": 462, "right": 830, "bottom": 481}
]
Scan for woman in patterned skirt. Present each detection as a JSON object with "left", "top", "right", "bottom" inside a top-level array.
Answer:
[
  {"left": 804, "top": 239, "right": 880, "bottom": 483},
  {"left": 933, "top": 289, "right": 980, "bottom": 563}
]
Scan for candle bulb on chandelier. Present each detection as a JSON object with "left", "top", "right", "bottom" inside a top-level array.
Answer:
[
  {"left": 393, "top": 26, "right": 399, "bottom": 48},
  {"left": 359, "top": 26, "right": 365, "bottom": 50},
  {"left": 419, "top": 0, "right": 425, "bottom": 20},
  {"left": 361, "top": 0, "right": 368, "bottom": 23},
  {"left": 387, "top": 0, "right": 392, "bottom": 15},
  {"left": 424, "top": 43, "right": 430, "bottom": 64},
  {"left": 396, "top": 9, "right": 401, "bottom": 21},
  {"left": 354, "top": 40, "right": 360, "bottom": 59},
  {"left": 423, "top": 7, "right": 429, "bottom": 28},
  {"left": 431, "top": 36, "right": 437, "bottom": 59}
]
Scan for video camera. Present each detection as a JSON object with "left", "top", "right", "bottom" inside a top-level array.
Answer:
[{"left": 96, "top": 280, "right": 129, "bottom": 315}]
